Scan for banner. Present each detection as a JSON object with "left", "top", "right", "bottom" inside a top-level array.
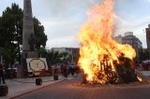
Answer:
[{"left": 26, "top": 58, "right": 48, "bottom": 72}]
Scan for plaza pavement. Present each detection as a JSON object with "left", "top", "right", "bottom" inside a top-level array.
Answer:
[
  {"left": 0, "top": 75, "right": 68, "bottom": 99},
  {"left": 0, "top": 71, "right": 150, "bottom": 99}
]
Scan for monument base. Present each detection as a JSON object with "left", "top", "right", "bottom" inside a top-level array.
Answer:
[
  {"left": 21, "top": 51, "right": 38, "bottom": 78},
  {"left": 27, "top": 51, "right": 38, "bottom": 58}
]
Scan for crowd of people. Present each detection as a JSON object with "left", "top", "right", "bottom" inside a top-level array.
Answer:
[
  {"left": 141, "top": 60, "right": 150, "bottom": 70},
  {"left": 51, "top": 63, "right": 80, "bottom": 77},
  {"left": 0, "top": 60, "right": 80, "bottom": 82}
]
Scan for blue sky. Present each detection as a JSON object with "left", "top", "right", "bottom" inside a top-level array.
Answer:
[{"left": 0, "top": 0, "right": 150, "bottom": 48}]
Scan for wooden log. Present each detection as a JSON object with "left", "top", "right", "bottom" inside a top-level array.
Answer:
[{"left": 82, "top": 74, "right": 87, "bottom": 84}]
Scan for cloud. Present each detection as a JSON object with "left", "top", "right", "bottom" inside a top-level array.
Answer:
[
  {"left": 37, "top": 0, "right": 89, "bottom": 17},
  {"left": 115, "top": 16, "right": 150, "bottom": 32},
  {"left": 40, "top": 17, "right": 82, "bottom": 48},
  {"left": 114, "top": 15, "right": 150, "bottom": 48},
  {"left": 1, "top": 0, "right": 149, "bottom": 48},
  {"left": 41, "top": 0, "right": 150, "bottom": 48},
  {"left": 46, "top": 35, "right": 80, "bottom": 48}
]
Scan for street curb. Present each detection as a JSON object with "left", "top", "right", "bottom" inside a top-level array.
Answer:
[
  {"left": 9, "top": 79, "right": 65, "bottom": 99},
  {"left": 136, "top": 71, "right": 150, "bottom": 82}
]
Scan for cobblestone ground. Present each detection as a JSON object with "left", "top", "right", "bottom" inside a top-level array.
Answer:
[{"left": 16, "top": 77, "right": 150, "bottom": 99}]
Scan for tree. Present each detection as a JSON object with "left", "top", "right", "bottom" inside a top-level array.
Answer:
[
  {"left": 0, "top": 3, "right": 47, "bottom": 67},
  {"left": 46, "top": 50, "right": 61, "bottom": 66},
  {"left": 59, "top": 52, "right": 70, "bottom": 61},
  {"left": 0, "top": 3, "right": 23, "bottom": 66},
  {"left": 33, "top": 17, "right": 47, "bottom": 49}
]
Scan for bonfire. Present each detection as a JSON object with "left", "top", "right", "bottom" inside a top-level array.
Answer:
[{"left": 78, "top": 0, "right": 137, "bottom": 84}]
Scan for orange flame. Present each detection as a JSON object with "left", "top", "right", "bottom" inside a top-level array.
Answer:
[{"left": 78, "top": 0, "right": 136, "bottom": 84}]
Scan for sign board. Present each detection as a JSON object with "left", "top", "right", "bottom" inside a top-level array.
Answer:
[{"left": 26, "top": 58, "right": 48, "bottom": 72}]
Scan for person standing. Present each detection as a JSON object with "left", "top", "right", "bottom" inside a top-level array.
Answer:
[{"left": 0, "top": 62, "right": 5, "bottom": 84}]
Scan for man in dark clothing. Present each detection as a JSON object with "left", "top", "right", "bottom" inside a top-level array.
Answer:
[{"left": 0, "top": 63, "right": 5, "bottom": 84}]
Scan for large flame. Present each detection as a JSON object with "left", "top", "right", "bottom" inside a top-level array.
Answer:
[{"left": 78, "top": 0, "right": 136, "bottom": 84}]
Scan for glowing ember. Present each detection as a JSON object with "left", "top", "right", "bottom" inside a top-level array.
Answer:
[{"left": 78, "top": 0, "right": 136, "bottom": 84}]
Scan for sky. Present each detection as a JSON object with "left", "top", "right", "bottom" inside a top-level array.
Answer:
[{"left": 0, "top": 0, "right": 150, "bottom": 49}]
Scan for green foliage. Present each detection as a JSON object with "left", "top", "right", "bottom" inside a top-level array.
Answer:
[
  {"left": 37, "top": 47, "right": 47, "bottom": 57},
  {"left": 0, "top": 3, "right": 23, "bottom": 66},
  {"left": 37, "top": 48, "right": 71, "bottom": 68},
  {"left": 0, "top": 3, "right": 47, "bottom": 66},
  {"left": 46, "top": 50, "right": 61, "bottom": 66},
  {"left": 59, "top": 52, "right": 70, "bottom": 60},
  {"left": 33, "top": 17, "right": 47, "bottom": 49}
]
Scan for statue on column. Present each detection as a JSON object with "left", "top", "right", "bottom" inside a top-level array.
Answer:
[{"left": 28, "top": 33, "right": 35, "bottom": 51}]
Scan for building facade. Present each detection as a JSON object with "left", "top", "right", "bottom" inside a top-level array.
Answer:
[
  {"left": 146, "top": 24, "right": 150, "bottom": 58},
  {"left": 51, "top": 47, "right": 79, "bottom": 64},
  {"left": 114, "top": 32, "right": 143, "bottom": 62}
]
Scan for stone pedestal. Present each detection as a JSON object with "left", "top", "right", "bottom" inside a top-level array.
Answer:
[{"left": 27, "top": 51, "right": 38, "bottom": 58}]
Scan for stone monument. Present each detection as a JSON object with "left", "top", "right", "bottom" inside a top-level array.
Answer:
[
  {"left": 20, "top": 0, "right": 37, "bottom": 77},
  {"left": 22, "top": 0, "right": 37, "bottom": 58}
]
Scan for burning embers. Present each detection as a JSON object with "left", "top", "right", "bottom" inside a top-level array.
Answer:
[{"left": 78, "top": 0, "right": 137, "bottom": 84}]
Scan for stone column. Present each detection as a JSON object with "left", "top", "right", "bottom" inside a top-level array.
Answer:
[
  {"left": 20, "top": 0, "right": 37, "bottom": 78},
  {"left": 22, "top": 0, "right": 37, "bottom": 58}
]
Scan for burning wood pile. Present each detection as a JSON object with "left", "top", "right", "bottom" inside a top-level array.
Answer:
[
  {"left": 78, "top": 0, "right": 137, "bottom": 84},
  {"left": 82, "top": 54, "right": 137, "bottom": 84}
]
